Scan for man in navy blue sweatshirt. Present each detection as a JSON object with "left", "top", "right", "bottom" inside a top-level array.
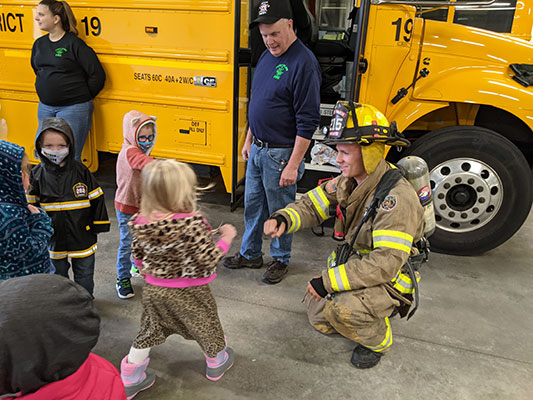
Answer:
[{"left": 223, "top": 0, "right": 321, "bottom": 284}]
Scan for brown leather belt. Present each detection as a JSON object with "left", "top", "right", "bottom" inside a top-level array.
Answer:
[{"left": 253, "top": 136, "right": 293, "bottom": 148}]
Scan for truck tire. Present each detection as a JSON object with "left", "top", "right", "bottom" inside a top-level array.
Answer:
[{"left": 408, "top": 126, "right": 533, "bottom": 255}]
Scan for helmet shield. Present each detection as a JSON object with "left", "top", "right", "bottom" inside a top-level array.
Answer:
[
  {"left": 323, "top": 101, "right": 410, "bottom": 147},
  {"left": 327, "top": 103, "right": 350, "bottom": 141}
]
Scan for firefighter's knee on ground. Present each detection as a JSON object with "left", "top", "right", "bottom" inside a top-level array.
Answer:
[{"left": 304, "top": 292, "right": 336, "bottom": 335}]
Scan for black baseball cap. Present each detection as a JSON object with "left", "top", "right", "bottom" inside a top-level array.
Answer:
[{"left": 249, "top": 0, "right": 293, "bottom": 29}]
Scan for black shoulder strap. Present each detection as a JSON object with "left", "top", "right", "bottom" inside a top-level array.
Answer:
[
  {"left": 361, "top": 168, "right": 403, "bottom": 224},
  {"left": 338, "top": 168, "right": 403, "bottom": 264}
]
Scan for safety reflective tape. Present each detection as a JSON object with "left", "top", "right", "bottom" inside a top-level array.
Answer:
[
  {"left": 327, "top": 250, "right": 337, "bottom": 268},
  {"left": 391, "top": 271, "right": 418, "bottom": 294},
  {"left": 338, "top": 264, "right": 351, "bottom": 291},
  {"left": 373, "top": 229, "right": 413, "bottom": 242},
  {"left": 49, "top": 245, "right": 98, "bottom": 259},
  {"left": 49, "top": 250, "right": 68, "bottom": 260},
  {"left": 26, "top": 194, "right": 39, "bottom": 203},
  {"left": 372, "top": 230, "right": 413, "bottom": 254},
  {"left": 88, "top": 187, "right": 104, "bottom": 199},
  {"left": 328, "top": 268, "right": 339, "bottom": 291},
  {"left": 40, "top": 200, "right": 91, "bottom": 211},
  {"left": 328, "top": 264, "right": 351, "bottom": 292},
  {"left": 282, "top": 208, "right": 301, "bottom": 233},
  {"left": 69, "top": 244, "right": 98, "bottom": 258},
  {"left": 367, "top": 317, "right": 393, "bottom": 352},
  {"left": 355, "top": 248, "right": 371, "bottom": 254},
  {"left": 308, "top": 187, "right": 330, "bottom": 221}
]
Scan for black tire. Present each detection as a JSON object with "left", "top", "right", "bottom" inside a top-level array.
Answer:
[{"left": 408, "top": 126, "right": 533, "bottom": 255}]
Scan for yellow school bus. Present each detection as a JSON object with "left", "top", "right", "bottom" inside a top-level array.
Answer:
[
  {"left": 348, "top": 0, "right": 533, "bottom": 255},
  {"left": 0, "top": 0, "right": 532, "bottom": 255},
  {"left": 0, "top": 0, "right": 250, "bottom": 201}
]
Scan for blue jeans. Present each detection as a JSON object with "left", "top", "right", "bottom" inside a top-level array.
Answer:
[
  {"left": 116, "top": 209, "right": 134, "bottom": 280},
  {"left": 240, "top": 144, "right": 305, "bottom": 265},
  {"left": 37, "top": 100, "right": 94, "bottom": 161},
  {"left": 53, "top": 254, "right": 95, "bottom": 295}
]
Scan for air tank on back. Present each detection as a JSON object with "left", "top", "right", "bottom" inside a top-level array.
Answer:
[{"left": 397, "top": 156, "right": 436, "bottom": 237}]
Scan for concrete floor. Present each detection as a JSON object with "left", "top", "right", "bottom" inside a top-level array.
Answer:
[{"left": 91, "top": 159, "right": 533, "bottom": 400}]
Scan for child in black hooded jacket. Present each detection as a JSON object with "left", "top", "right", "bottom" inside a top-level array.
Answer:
[{"left": 28, "top": 118, "right": 110, "bottom": 295}]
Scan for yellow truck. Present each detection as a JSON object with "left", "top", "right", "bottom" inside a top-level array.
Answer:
[{"left": 0, "top": 0, "right": 532, "bottom": 255}]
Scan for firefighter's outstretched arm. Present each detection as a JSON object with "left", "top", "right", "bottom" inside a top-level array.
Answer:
[{"left": 267, "top": 177, "right": 339, "bottom": 236}]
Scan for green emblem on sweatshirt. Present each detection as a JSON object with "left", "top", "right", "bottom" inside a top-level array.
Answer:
[
  {"left": 273, "top": 64, "right": 288, "bottom": 80},
  {"left": 55, "top": 47, "right": 68, "bottom": 57}
]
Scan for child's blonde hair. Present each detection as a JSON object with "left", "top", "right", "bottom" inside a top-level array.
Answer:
[
  {"left": 140, "top": 159, "right": 200, "bottom": 216},
  {"left": 21, "top": 152, "right": 30, "bottom": 176},
  {"left": 21, "top": 152, "right": 31, "bottom": 192}
]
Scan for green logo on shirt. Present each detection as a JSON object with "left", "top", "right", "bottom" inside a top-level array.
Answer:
[
  {"left": 273, "top": 64, "right": 288, "bottom": 80},
  {"left": 55, "top": 48, "right": 68, "bottom": 57}
]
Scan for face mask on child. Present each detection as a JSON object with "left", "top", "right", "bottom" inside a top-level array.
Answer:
[
  {"left": 137, "top": 139, "right": 153, "bottom": 154},
  {"left": 41, "top": 147, "right": 69, "bottom": 165}
]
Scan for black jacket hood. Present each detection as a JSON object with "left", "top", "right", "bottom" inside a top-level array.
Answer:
[{"left": 35, "top": 118, "right": 76, "bottom": 169}]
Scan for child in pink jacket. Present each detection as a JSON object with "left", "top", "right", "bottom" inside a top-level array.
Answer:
[{"left": 114, "top": 111, "right": 156, "bottom": 299}]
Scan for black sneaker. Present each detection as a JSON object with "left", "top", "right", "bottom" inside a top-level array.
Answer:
[
  {"left": 116, "top": 278, "right": 135, "bottom": 299},
  {"left": 222, "top": 252, "right": 263, "bottom": 269},
  {"left": 350, "top": 344, "right": 382, "bottom": 369},
  {"left": 261, "top": 260, "right": 288, "bottom": 284}
]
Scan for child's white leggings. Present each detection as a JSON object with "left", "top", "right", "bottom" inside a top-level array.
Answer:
[{"left": 128, "top": 346, "right": 151, "bottom": 364}]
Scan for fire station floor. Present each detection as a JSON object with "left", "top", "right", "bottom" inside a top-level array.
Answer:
[{"left": 91, "top": 156, "right": 533, "bottom": 400}]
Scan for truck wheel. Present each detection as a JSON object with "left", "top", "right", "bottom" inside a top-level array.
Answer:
[{"left": 408, "top": 126, "right": 533, "bottom": 255}]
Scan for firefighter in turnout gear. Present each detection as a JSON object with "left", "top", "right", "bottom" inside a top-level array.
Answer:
[{"left": 264, "top": 102, "right": 426, "bottom": 368}]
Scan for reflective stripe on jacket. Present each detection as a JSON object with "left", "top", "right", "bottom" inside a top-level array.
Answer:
[{"left": 28, "top": 162, "right": 110, "bottom": 256}]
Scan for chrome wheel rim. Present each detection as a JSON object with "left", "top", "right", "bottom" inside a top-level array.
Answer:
[{"left": 430, "top": 158, "right": 503, "bottom": 233}]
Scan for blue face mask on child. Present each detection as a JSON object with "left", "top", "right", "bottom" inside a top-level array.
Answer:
[
  {"left": 136, "top": 127, "right": 155, "bottom": 154},
  {"left": 137, "top": 139, "right": 153, "bottom": 154}
]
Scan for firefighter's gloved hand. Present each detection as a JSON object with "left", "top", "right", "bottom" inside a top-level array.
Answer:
[
  {"left": 309, "top": 276, "right": 328, "bottom": 299},
  {"left": 264, "top": 215, "right": 287, "bottom": 238}
]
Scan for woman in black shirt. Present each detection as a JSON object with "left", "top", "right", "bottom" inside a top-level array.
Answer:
[{"left": 31, "top": 0, "right": 105, "bottom": 161}]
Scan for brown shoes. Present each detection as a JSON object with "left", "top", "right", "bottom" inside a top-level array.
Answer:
[
  {"left": 223, "top": 253, "right": 288, "bottom": 285},
  {"left": 222, "top": 252, "right": 263, "bottom": 269},
  {"left": 261, "top": 260, "right": 288, "bottom": 284}
]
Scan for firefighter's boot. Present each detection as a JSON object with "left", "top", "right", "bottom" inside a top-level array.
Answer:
[{"left": 350, "top": 344, "right": 382, "bottom": 369}]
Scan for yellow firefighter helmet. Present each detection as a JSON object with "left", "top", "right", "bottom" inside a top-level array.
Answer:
[{"left": 323, "top": 101, "right": 410, "bottom": 173}]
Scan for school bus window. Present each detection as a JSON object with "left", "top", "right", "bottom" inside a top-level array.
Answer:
[
  {"left": 419, "top": 9, "right": 448, "bottom": 22},
  {"left": 418, "top": 0, "right": 448, "bottom": 22},
  {"left": 317, "top": 0, "right": 353, "bottom": 31},
  {"left": 453, "top": 0, "right": 517, "bottom": 33}
]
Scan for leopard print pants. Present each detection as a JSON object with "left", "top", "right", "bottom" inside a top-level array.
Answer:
[{"left": 133, "top": 284, "right": 226, "bottom": 357}]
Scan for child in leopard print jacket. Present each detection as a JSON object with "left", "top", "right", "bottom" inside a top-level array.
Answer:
[{"left": 119, "top": 159, "right": 236, "bottom": 398}]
